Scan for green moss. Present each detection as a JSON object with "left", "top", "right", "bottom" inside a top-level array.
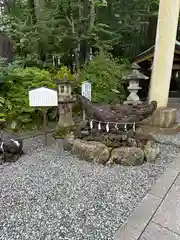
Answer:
[{"left": 54, "top": 125, "right": 75, "bottom": 139}]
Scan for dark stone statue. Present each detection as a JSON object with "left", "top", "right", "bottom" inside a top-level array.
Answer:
[
  {"left": 74, "top": 95, "right": 157, "bottom": 147},
  {"left": 76, "top": 95, "right": 157, "bottom": 125},
  {"left": 0, "top": 132, "right": 24, "bottom": 164}
]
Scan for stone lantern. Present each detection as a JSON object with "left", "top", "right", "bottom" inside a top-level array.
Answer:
[
  {"left": 123, "top": 63, "right": 148, "bottom": 105},
  {"left": 55, "top": 76, "right": 75, "bottom": 138},
  {"left": 56, "top": 76, "right": 72, "bottom": 102}
]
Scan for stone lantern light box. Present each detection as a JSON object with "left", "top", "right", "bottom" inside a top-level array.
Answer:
[
  {"left": 55, "top": 76, "right": 72, "bottom": 103},
  {"left": 123, "top": 63, "right": 149, "bottom": 105}
]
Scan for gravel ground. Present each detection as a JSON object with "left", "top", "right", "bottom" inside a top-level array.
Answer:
[{"left": 0, "top": 135, "right": 180, "bottom": 240}]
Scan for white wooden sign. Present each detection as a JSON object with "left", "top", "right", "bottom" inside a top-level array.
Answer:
[
  {"left": 29, "top": 87, "right": 58, "bottom": 107},
  {"left": 81, "top": 81, "right": 91, "bottom": 101}
]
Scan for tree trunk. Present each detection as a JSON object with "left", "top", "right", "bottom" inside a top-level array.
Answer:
[
  {"left": 147, "top": 16, "right": 157, "bottom": 45},
  {"left": 79, "top": 0, "right": 89, "bottom": 66},
  {"left": 67, "top": 16, "right": 80, "bottom": 72},
  {"left": 28, "top": 0, "right": 37, "bottom": 24},
  {"left": 86, "top": 0, "right": 96, "bottom": 62},
  {"left": 34, "top": 0, "right": 45, "bottom": 21},
  {"left": 0, "top": 33, "right": 13, "bottom": 62}
]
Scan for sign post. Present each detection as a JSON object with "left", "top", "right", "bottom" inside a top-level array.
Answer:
[
  {"left": 29, "top": 87, "right": 58, "bottom": 145},
  {"left": 81, "top": 81, "right": 92, "bottom": 120},
  {"left": 43, "top": 107, "right": 47, "bottom": 145}
]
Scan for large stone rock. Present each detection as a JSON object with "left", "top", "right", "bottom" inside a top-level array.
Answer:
[
  {"left": 63, "top": 132, "right": 75, "bottom": 151},
  {"left": 143, "top": 141, "right": 160, "bottom": 163},
  {"left": 109, "top": 147, "right": 144, "bottom": 166},
  {"left": 72, "top": 139, "right": 110, "bottom": 164},
  {"left": 74, "top": 120, "right": 89, "bottom": 139},
  {"left": 163, "top": 109, "right": 177, "bottom": 127},
  {"left": 141, "top": 108, "right": 177, "bottom": 128}
]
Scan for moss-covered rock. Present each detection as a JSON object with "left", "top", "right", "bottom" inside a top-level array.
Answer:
[
  {"left": 109, "top": 147, "right": 144, "bottom": 166},
  {"left": 72, "top": 139, "right": 110, "bottom": 164},
  {"left": 54, "top": 125, "right": 75, "bottom": 139}
]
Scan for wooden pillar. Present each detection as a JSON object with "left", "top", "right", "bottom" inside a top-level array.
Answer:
[{"left": 149, "top": 0, "right": 180, "bottom": 107}]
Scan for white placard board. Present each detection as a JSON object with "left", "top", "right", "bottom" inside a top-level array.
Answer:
[
  {"left": 81, "top": 81, "right": 91, "bottom": 101},
  {"left": 29, "top": 87, "right": 58, "bottom": 107}
]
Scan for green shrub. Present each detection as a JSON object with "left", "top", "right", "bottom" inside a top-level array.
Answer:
[
  {"left": 1, "top": 67, "right": 56, "bottom": 130},
  {"left": 78, "top": 51, "right": 129, "bottom": 103},
  {"left": 0, "top": 96, "right": 6, "bottom": 127},
  {"left": 54, "top": 66, "right": 73, "bottom": 80}
]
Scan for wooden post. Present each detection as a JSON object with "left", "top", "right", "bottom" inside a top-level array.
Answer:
[
  {"left": 43, "top": 107, "right": 47, "bottom": 145},
  {"left": 148, "top": 0, "right": 180, "bottom": 107}
]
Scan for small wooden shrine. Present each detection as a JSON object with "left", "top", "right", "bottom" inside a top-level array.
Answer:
[{"left": 132, "top": 41, "right": 180, "bottom": 99}]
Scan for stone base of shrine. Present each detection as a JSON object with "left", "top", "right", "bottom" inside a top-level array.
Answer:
[
  {"left": 63, "top": 137, "right": 160, "bottom": 166},
  {"left": 137, "top": 123, "right": 180, "bottom": 136},
  {"left": 140, "top": 108, "right": 176, "bottom": 127},
  {"left": 137, "top": 107, "right": 180, "bottom": 135}
]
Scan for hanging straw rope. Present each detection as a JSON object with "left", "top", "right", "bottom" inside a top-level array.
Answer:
[
  {"left": 85, "top": 116, "right": 137, "bottom": 125},
  {"left": 86, "top": 116, "right": 136, "bottom": 133}
]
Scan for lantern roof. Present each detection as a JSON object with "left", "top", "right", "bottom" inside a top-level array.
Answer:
[
  {"left": 55, "top": 76, "right": 71, "bottom": 85},
  {"left": 132, "top": 63, "right": 140, "bottom": 69},
  {"left": 123, "top": 69, "right": 149, "bottom": 80}
]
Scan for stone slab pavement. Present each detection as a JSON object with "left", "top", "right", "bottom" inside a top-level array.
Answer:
[{"left": 113, "top": 155, "right": 180, "bottom": 240}]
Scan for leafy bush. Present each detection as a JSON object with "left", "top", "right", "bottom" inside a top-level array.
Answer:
[
  {"left": 1, "top": 67, "right": 56, "bottom": 130},
  {"left": 79, "top": 52, "right": 128, "bottom": 103},
  {"left": 0, "top": 97, "right": 6, "bottom": 125},
  {"left": 54, "top": 66, "right": 73, "bottom": 80}
]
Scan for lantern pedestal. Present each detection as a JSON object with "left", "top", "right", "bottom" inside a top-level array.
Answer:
[
  {"left": 55, "top": 77, "right": 75, "bottom": 139},
  {"left": 56, "top": 102, "right": 75, "bottom": 138}
]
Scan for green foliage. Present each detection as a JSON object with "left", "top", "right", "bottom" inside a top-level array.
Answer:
[
  {"left": 0, "top": 0, "right": 161, "bottom": 130},
  {"left": 0, "top": 97, "right": 6, "bottom": 124},
  {"left": 54, "top": 125, "right": 75, "bottom": 139},
  {"left": 79, "top": 52, "right": 129, "bottom": 103},
  {"left": 1, "top": 67, "right": 56, "bottom": 130},
  {"left": 0, "top": 0, "right": 160, "bottom": 67},
  {"left": 54, "top": 66, "right": 73, "bottom": 80}
]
